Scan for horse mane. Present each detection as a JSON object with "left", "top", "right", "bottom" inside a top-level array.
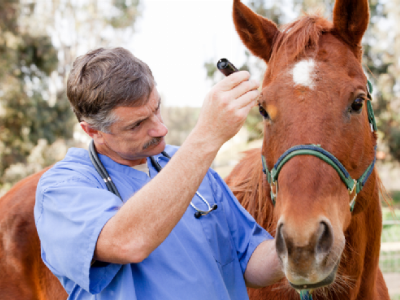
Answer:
[
  {"left": 376, "top": 169, "right": 395, "bottom": 215},
  {"left": 225, "top": 148, "right": 275, "bottom": 234},
  {"left": 269, "top": 13, "right": 332, "bottom": 74}
]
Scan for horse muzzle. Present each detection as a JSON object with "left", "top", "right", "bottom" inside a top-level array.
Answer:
[{"left": 276, "top": 217, "right": 345, "bottom": 289}]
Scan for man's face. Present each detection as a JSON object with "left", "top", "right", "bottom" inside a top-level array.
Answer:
[{"left": 96, "top": 87, "right": 168, "bottom": 165}]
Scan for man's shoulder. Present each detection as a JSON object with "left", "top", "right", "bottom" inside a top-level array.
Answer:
[{"left": 38, "top": 148, "right": 100, "bottom": 192}]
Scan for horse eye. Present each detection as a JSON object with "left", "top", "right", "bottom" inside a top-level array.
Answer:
[
  {"left": 350, "top": 98, "right": 364, "bottom": 113},
  {"left": 259, "top": 104, "right": 270, "bottom": 119}
]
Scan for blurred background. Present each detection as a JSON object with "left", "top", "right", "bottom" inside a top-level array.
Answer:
[{"left": 0, "top": 0, "right": 399, "bottom": 297}]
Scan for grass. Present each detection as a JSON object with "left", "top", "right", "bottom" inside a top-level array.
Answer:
[
  {"left": 383, "top": 190, "right": 400, "bottom": 209},
  {"left": 380, "top": 206, "right": 400, "bottom": 274},
  {"left": 380, "top": 251, "right": 400, "bottom": 273}
]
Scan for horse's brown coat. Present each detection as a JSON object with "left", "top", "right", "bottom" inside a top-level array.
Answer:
[
  {"left": 226, "top": 0, "right": 390, "bottom": 299},
  {"left": 0, "top": 169, "right": 67, "bottom": 300}
]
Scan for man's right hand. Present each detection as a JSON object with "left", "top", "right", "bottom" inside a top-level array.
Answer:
[{"left": 194, "top": 71, "right": 260, "bottom": 149}]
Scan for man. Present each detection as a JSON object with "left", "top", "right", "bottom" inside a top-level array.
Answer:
[{"left": 34, "top": 47, "right": 283, "bottom": 300}]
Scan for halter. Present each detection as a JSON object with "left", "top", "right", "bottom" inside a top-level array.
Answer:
[
  {"left": 261, "top": 80, "right": 377, "bottom": 299},
  {"left": 261, "top": 81, "right": 377, "bottom": 299},
  {"left": 261, "top": 81, "right": 377, "bottom": 213}
]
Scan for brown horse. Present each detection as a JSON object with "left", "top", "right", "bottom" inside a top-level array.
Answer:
[
  {"left": 0, "top": 168, "right": 67, "bottom": 300},
  {"left": 225, "top": 0, "right": 390, "bottom": 299}
]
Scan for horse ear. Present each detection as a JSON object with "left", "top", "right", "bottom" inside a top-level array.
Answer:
[
  {"left": 233, "top": 0, "right": 279, "bottom": 62},
  {"left": 332, "top": 0, "right": 370, "bottom": 46}
]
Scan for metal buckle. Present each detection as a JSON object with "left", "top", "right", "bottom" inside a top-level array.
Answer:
[
  {"left": 270, "top": 181, "right": 278, "bottom": 205},
  {"left": 348, "top": 179, "right": 357, "bottom": 195},
  {"left": 348, "top": 179, "right": 357, "bottom": 212}
]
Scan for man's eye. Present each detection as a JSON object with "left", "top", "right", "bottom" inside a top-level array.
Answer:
[
  {"left": 131, "top": 121, "right": 142, "bottom": 129},
  {"left": 259, "top": 104, "right": 270, "bottom": 119}
]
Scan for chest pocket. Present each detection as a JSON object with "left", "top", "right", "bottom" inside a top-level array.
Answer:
[{"left": 196, "top": 194, "right": 234, "bottom": 266}]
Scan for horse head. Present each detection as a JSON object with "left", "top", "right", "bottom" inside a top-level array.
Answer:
[{"left": 233, "top": 0, "right": 376, "bottom": 292}]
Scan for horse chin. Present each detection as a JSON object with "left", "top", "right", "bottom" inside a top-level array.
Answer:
[{"left": 288, "top": 259, "right": 340, "bottom": 291}]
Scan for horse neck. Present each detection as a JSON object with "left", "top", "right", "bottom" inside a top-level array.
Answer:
[
  {"left": 341, "top": 169, "right": 384, "bottom": 297},
  {"left": 346, "top": 169, "right": 382, "bottom": 253}
]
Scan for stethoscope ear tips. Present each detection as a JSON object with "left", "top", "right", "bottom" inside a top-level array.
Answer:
[{"left": 194, "top": 211, "right": 202, "bottom": 219}]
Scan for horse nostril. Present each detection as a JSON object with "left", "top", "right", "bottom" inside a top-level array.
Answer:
[
  {"left": 316, "top": 221, "right": 333, "bottom": 254},
  {"left": 276, "top": 223, "right": 287, "bottom": 259}
]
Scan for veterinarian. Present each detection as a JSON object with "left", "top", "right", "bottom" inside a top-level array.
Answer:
[{"left": 34, "top": 47, "right": 283, "bottom": 300}]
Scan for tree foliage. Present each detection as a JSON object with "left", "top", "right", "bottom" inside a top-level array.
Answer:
[
  {"left": 0, "top": 0, "right": 70, "bottom": 186},
  {"left": 0, "top": 0, "right": 141, "bottom": 190}
]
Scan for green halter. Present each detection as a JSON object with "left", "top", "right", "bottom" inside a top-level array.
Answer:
[{"left": 261, "top": 81, "right": 376, "bottom": 213}]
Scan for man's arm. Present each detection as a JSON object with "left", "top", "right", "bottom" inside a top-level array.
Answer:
[
  {"left": 244, "top": 239, "right": 285, "bottom": 288},
  {"left": 94, "top": 71, "right": 260, "bottom": 264}
]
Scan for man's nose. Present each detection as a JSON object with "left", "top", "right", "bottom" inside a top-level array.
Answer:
[{"left": 148, "top": 115, "right": 168, "bottom": 137}]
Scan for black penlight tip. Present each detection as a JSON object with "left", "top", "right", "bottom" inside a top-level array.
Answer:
[
  {"left": 217, "top": 58, "right": 238, "bottom": 77},
  {"left": 217, "top": 58, "right": 229, "bottom": 70}
]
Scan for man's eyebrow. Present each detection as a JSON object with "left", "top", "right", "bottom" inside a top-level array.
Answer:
[{"left": 123, "top": 97, "right": 162, "bottom": 130}]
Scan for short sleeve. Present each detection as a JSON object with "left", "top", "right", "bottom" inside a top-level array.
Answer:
[
  {"left": 208, "top": 169, "right": 273, "bottom": 273},
  {"left": 34, "top": 174, "right": 123, "bottom": 294}
]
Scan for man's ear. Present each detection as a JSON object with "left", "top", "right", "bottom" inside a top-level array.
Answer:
[
  {"left": 233, "top": 0, "right": 280, "bottom": 63},
  {"left": 80, "top": 122, "right": 105, "bottom": 144}
]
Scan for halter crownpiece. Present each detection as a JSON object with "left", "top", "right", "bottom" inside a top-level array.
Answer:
[{"left": 261, "top": 80, "right": 377, "bottom": 213}]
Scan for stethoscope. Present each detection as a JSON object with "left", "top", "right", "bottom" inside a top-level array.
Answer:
[{"left": 88, "top": 140, "right": 217, "bottom": 218}]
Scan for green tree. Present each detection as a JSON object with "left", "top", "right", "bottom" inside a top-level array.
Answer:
[
  {"left": 0, "top": 0, "right": 69, "bottom": 186},
  {"left": 0, "top": 0, "right": 142, "bottom": 191},
  {"left": 363, "top": 0, "right": 400, "bottom": 162}
]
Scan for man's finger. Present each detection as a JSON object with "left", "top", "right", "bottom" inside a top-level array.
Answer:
[
  {"left": 228, "top": 79, "right": 260, "bottom": 100},
  {"left": 234, "top": 89, "right": 260, "bottom": 109},
  {"left": 217, "top": 71, "right": 250, "bottom": 91}
]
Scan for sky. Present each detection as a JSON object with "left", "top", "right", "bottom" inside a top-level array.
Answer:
[{"left": 129, "top": 0, "right": 253, "bottom": 107}]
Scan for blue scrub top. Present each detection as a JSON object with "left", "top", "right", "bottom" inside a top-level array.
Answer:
[{"left": 34, "top": 145, "right": 272, "bottom": 300}]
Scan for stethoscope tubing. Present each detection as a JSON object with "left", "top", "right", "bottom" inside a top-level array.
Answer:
[
  {"left": 89, "top": 140, "right": 216, "bottom": 218},
  {"left": 89, "top": 140, "right": 122, "bottom": 199}
]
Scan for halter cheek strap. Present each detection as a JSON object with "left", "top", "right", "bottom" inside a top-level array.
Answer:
[{"left": 261, "top": 81, "right": 377, "bottom": 213}]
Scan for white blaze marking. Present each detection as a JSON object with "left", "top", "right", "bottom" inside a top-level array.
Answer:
[{"left": 292, "top": 59, "right": 316, "bottom": 88}]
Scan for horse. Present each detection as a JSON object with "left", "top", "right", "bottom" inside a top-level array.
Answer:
[
  {"left": 0, "top": 0, "right": 391, "bottom": 299},
  {"left": 0, "top": 168, "right": 67, "bottom": 300},
  {"left": 225, "top": 0, "right": 390, "bottom": 299}
]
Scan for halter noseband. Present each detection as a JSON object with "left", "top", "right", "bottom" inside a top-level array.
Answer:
[{"left": 261, "top": 81, "right": 377, "bottom": 213}]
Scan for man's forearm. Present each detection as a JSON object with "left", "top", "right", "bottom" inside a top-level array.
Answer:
[
  {"left": 244, "top": 239, "right": 284, "bottom": 288},
  {"left": 94, "top": 129, "right": 220, "bottom": 264}
]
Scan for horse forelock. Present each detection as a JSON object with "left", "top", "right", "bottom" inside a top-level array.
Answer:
[{"left": 269, "top": 14, "right": 332, "bottom": 75}]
